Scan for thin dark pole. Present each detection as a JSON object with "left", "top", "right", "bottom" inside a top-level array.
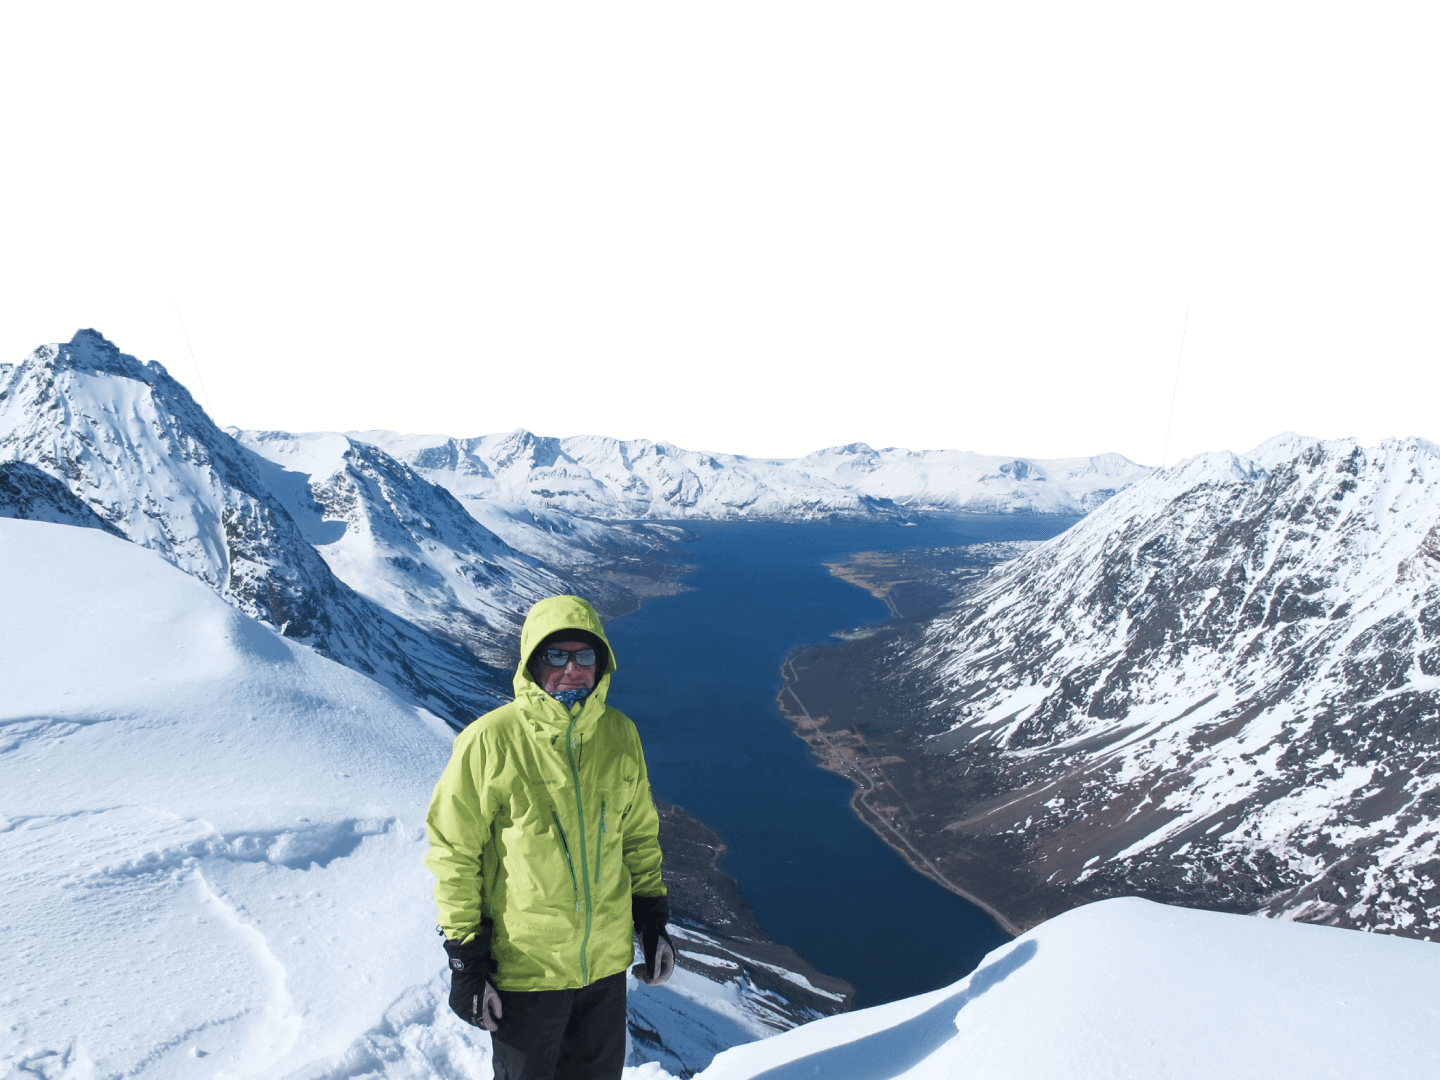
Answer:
[
  {"left": 174, "top": 305, "right": 216, "bottom": 417},
  {"left": 1161, "top": 305, "right": 1190, "bottom": 469}
]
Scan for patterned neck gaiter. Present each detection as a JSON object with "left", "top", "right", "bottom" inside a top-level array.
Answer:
[{"left": 551, "top": 687, "right": 591, "bottom": 709}]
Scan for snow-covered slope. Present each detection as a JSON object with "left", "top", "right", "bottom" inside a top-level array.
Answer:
[
  {"left": 696, "top": 897, "right": 1440, "bottom": 1080},
  {"left": 0, "top": 331, "right": 523, "bottom": 724},
  {"left": 883, "top": 435, "right": 1440, "bottom": 936},
  {"left": 357, "top": 429, "right": 1148, "bottom": 521},
  {"left": 0, "top": 518, "right": 469, "bottom": 1077},
  {"left": 0, "top": 519, "right": 832, "bottom": 1078}
]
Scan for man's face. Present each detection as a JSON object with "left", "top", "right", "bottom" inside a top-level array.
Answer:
[{"left": 536, "top": 639, "right": 599, "bottom": 695}]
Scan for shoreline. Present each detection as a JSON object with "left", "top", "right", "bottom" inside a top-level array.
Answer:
[
  {"left": 776, "top": 657, "right": 1025, "bottom": 938},
  {"left": 657, "top": 800, "right": 856, "bottom": 1014},
  {"left": 823, "top": 558, "right": 901, "bottom": 618},
  {"left": 584, "top": 551, "right": 698, "bottom": 623}
]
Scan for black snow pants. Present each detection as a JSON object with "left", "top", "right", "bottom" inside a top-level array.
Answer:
[{"left": 490, "top": 970, "right": 627, "bottom": 1080}]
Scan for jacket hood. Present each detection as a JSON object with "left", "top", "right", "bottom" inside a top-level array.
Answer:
[{"left": 513, "top": 596, "right": 616, "bottom": 718}]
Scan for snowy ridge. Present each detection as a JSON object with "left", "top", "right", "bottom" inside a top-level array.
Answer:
[
  {"left": 905, "top": 435, "right": 1440, "bottom": 936},
  {"left": 624, "top": 917, "right": 854, "bottom": 1077},
  {"left": 0, "top": 519, "right": 463, "bottom": 1078},
  {"left": 356, "top": 429, "right": 1149, "bottom": 521}
]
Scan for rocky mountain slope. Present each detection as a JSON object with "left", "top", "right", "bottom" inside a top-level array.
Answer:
[
  {"left": 0, "top": 459, "right": 125, "bottom": 535},
  {"left": 234, "top": 429, "right": 689, "bottom": 635},
  {"left": 628, "top": 802, "right": 853, "bottom": 1076},
  {"left": 783, "top": 435, "right": 1440, "bottom": 939},
  {"left": 356, "top": 428, "right": 1148, "bottom": 521}
]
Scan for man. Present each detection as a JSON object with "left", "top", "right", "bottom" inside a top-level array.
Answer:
[{"left": 426, "top": 595, "right": 675, "bottom": 1080}]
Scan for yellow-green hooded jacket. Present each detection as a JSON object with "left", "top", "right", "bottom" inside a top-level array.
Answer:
[{"left": 425, "top": 595, "right": 665, "bottom": 991}]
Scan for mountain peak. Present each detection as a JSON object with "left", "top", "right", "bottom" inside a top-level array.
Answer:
[{"left": 52, "top": 328, "right": 165, "bottom": 382}]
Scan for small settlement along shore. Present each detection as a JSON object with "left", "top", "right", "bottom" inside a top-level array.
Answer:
[
  {"left": 774, "top": 544, "right": 1044, "bottom": 939},
  {"left": 586, "top": 553, "right": 696, "bottom": 621},
  {"left": 777, "top": 655, "right": 1025, "bottom": 938}
]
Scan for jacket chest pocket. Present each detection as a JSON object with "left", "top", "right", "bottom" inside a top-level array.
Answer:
[
  {"left": 602, "top": 753, "right": 639, "bottom": 808},
  {"left": 549, "top": 807, "right": 584, "bottom": 912},
  {"left": 591, "top": 798, "right": 612, "bottom": 886},
  {"left": 506, "top": 774, "right": 567, "bottom": 837},
  {"left": 617, "top": 756, "right": 641, "bottom": 826},
  {"left": 594, "top": 760, "right": 638, "bottom": 887}
]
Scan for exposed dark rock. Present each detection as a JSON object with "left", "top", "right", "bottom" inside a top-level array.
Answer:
[{"left": 0, "top": 461, "right": 124, "bottom": 535}]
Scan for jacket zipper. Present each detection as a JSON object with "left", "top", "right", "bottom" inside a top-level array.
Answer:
[
  {"left": 551, "top": 811, "right": 580, "bottom": 913},
  {"left": 595, "top": 801, "right": 607, "bottom": 884},
  {"left": 565, "top": 714, "right": 593, "bottom": 986}
]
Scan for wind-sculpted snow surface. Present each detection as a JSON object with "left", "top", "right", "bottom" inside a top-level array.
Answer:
[
  {"left": 695, "top": 898, "right": 1440, "bottom": 1080},
  {"left": 0, "top": 331, "right": 524, "bottom": 724},
  {"left": 907, "top": 435, "right": 1440, "bottom": 936},
  {"left": 357, "top": 428, "right": 1149, "bottom": 520},
  {"left": 0, "top": 518, "right": 466, "bottom": 1077}
]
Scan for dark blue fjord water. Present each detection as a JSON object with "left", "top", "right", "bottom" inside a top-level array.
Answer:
[{"left": 605, "top": 515, "right": 1078, "bottom": 1008}]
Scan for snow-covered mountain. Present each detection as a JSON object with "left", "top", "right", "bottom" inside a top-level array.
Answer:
[
  {"left": 693, "top": 897, "right": 1440, "bottom": 1079},
  {"left": 357, "top": 428, "right": 1149, "bottom": 521},
  {"left": 232, "top": 428, "right": 687, "bottom": 641},
  {"left": 0, "top": 331, "right": 553, "bottom": 723},
  {"left": 2, "top": 329, "right": 1141, "bottom": 730},
  {"left": 0, "top": 519, "right": 844, "bottom": 1078},
  {"left": 231, "top": 429, "right": 568, "bottom": 667},
  {"left": 840, "top": 434, "right": 1440, "bottom": 938}
]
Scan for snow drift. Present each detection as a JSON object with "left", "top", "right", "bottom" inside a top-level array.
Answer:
[{"left": 697, "top": 897, "right": 1440, "bottom": 1079}]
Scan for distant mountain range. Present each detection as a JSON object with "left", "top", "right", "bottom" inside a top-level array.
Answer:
[
  {"left": 354, "top": 428, "right": 1150, "bottom": 520},
  {"left": 786, "top": 432, "right": 1440, "bottom": 940}
]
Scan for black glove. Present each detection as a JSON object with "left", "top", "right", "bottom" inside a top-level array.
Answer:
[
  {"left": 443, "top": 919, "right": 503, "bottom": 1031},
  {"left": 631, "top": 894, "right": 675, "bottom": 986}
]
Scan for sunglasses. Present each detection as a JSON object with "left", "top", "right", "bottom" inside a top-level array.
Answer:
[{"left": 540, "top": 647, "right": 597, "bottom": 668}]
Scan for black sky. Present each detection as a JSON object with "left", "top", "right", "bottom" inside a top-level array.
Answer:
[{"left": 14, "top": 298, "right": 1428, "bottom": 466}]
